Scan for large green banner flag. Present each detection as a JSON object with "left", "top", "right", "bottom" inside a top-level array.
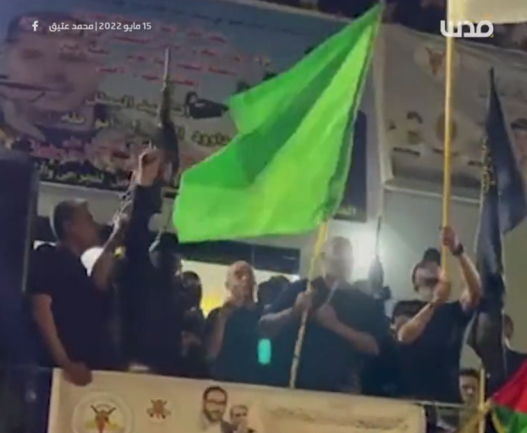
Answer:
[{"left": 174, "top": 5, "right": 381, "bottom": 242}]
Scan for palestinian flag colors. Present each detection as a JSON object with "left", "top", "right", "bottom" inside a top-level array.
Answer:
[{"left": 493, "top": 361, "right": 527, "bottom": 433}]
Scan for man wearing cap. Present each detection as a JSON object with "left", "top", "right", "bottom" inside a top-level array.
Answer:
[{"left": 392, "top": 226, "right": 482, "bottom": 402}]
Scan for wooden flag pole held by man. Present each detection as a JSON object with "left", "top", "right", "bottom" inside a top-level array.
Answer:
[
  {"left": 441, "top": 34, "right": 455, "bottom": 270},
  {"left": 440, "top": 13, "right": 492, "bottom": 433},
  {"left": 288, "top": 222, "right": 328, "bottom": 388},
  {"left": 478, "top": 366, "right": 487, "bottom": 433},
  {"left": 287, "top": 7, "right": 381, "bottom": 389}
]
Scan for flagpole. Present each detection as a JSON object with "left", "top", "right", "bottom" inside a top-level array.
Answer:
[
  {"left": 478, "top": 365, "right": 487, "bottom": 433},
  {"left": 491, "top": 407, "right": 507, "bottom": 433},
  {"left": 458, "top": 400, "right": 492, "bottom": 433},
  {"left": 288, "top": 222, "right": 329, "bottom": 388},
  {"left": 441, "top": 35, "right": 455, "bottom": 270}
]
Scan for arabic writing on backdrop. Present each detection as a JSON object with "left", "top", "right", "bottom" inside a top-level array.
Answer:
[{"left": 0, "top": 0, "right": 342, "bottom": 194}]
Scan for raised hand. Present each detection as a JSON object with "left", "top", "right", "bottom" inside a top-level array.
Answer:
[
  {"left": 441, "top": 226, "right": 460, "bottom": 253},
  {"left": 137, "top": 148, "right": 163, "bottom": 186}
]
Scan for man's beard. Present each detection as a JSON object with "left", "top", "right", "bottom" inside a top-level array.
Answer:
[{"left": 205, "top": 411, "right": 222, "bottom": 423}]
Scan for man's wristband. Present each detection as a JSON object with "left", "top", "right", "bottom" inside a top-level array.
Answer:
[{"left": 452, "top": 243, "right": 464, "bottom": 257}]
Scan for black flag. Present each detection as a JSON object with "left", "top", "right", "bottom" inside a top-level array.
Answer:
[{"left": 468, "top": 69, "right": 527, "bottom": 391}]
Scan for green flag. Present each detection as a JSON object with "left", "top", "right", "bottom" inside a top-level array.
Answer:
[{"left": 174, "top": 6, "right": 381, "bottom": 242}]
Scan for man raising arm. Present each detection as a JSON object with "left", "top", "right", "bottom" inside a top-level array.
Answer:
[
  {"left": 89, "top": 215, "right": 127, "bottom": 291},
  {"left": 394, "top": 226, "right": 481, "bottom": 402}
]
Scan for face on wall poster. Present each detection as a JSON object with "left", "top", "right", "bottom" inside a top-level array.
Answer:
[{"left": 0, "top": 0, "right": 368, "bottom": 220}]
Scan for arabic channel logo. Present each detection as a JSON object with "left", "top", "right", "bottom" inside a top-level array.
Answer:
[{"left": 440, "top": 20, "right": 494, "bottom": 38}]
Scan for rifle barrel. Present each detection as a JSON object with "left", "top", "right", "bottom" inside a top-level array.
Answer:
[{"left": 162, "top": 47, "right": 171, "bottom": 86}]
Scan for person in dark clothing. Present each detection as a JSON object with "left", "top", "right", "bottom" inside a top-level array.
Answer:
[
  {"left": 118, "top": 149, "right": 185, "bottom": 376},
  {"left": 27, "top": 199, "right": 125, "bottom": 385},
  {"left": 360, "top": 324, "right": 402, "bottom": 397},
  {"left": 179, "top": 271, "right": 208, "bottom": 378},
  {"left": 180, "top": 271, "right": 205, "bottom": 322},
  {"left": 205, "top": 261, "right": 262, "bottom": 384},
  {"left": 502, "top": 314, "right": 527, "bottom": 378},
  {"left": 471, "top": 310, "right": 527, "bottom": 394},
  {"left": 259, "top": 237, "right": 387, "bottom": 393},
  {"left": 393, "top": 227, "right": 482, "bottom": 402},
  {"left": 180, "top": 311, "right": 208, "bottom": 379},
  {"left": 257, "top": 276, "right": 289, "bottom": 312}
]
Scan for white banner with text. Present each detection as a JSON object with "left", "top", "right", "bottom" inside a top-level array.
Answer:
[
  {"left": 380, "top": 25, "right": 527, "bottom": 190},
  {"left": 48, "top": 370, "right": 424, "bottom": 433}
]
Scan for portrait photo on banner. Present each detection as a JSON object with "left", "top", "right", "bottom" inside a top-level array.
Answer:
[
  {"left": 381, "top": 25, "right": 527, "bottom": 192},
  {"left": 0, "top": 0, "right": 369, "bottom": 221}
]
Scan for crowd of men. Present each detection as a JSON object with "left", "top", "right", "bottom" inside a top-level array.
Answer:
[{"left": 11, "top": 148, "right": 523, "bottom": 417}]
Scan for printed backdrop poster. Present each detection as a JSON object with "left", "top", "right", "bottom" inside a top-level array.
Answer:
[
  {"left": 380, "top": 25, "right": 527, "bottom": 192},
  {"left": 49, "top": 370, "right": 425, "bottom": 433},
  {"left": 0, "top": 0, "right": 371, "bottom": 221}
]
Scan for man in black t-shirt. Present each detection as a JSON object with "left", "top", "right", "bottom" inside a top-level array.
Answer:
[
  {"left": 259, "top": 237, "right": 387, "bottom": 392},
  {"left": 28, "top": 199, "right": 125, "bottom": 385},
  {"left": 393, "top": 226, "right": 482, "bottom": 402},
  {"left": 205, "top": 261, "right": 262, "bottom": 384}
]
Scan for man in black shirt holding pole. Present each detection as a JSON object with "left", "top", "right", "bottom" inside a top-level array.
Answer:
[
  {"left": 259, "top": 237, "right": 387, "bottom": 392},
  {"left": 393, "top": 227, "right": 482, "bottom": 402}
]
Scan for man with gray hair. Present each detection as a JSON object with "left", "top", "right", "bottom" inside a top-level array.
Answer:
[{"left": 259, "top": 236, "right": 387, "bottom": 392}]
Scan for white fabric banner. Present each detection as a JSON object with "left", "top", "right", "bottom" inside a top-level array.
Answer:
[
  {"left": 448, "top": 0, "right": 527, "bottom": 25},
  {"left": 379, "top": 25, "right": 527, "bottom": 190},
  {"left": 48, "top": 370, "right": 425, "bottom": 433}
]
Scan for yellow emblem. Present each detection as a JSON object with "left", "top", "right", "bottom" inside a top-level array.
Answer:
[{"left": 72, "top": 393, "right": 132, "bottom": 433}]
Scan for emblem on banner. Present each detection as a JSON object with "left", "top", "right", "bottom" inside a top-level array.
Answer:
[
  {"left": 72, "top": 392, "right": 132, "bottom": 433},
  {"left": 146, "top": 399, "right": 172, "bottom": 421},
  {"left": 425, "top": 47, "right": 445, "bottom": 76},
  {"left": 414, "top": 45, "right": 460, "bottom": 79}
]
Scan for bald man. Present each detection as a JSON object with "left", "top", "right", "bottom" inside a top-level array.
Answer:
[
  {"left": 259, "top": 237, "right": 387, "bottom": 392},
  {"left": 205, "top": 261, "right": 263, "bottom": 384}
]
